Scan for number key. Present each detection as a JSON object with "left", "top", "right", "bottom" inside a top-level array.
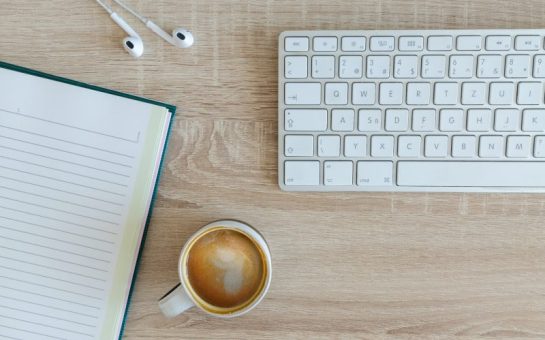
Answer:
[{"left": 534, "top": 55, "right": 545, "bottom": 78}]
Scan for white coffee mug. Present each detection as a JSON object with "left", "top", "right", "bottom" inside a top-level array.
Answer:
[{"left": 158, "top": 220, "right": 272, "bottom": 318}]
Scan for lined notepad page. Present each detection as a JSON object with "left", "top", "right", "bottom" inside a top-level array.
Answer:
[{"left": 0, "top": 67, "right": 171, "bottom": 340}]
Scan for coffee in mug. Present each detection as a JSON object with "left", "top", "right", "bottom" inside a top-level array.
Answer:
[{"left": 159, "top": 220, "right": 272, "bottom": 318}]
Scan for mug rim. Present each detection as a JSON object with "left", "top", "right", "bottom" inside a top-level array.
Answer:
[{"left": 177, "top": 219, "right": 272, "bottom": 318}]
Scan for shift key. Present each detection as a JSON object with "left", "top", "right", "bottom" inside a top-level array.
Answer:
[{"left": 285, "top": 82, "right": 321, "bottom": 104}]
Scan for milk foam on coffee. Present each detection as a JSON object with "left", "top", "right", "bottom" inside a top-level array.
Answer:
[{"left": 186, "top": 229, "right": 265, "bottom": 309}]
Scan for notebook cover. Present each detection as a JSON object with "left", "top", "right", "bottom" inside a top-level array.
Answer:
[{"left": 0, "top": 60, "right": 176, "bottom": 339}]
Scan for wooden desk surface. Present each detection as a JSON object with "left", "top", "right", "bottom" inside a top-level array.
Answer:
[{"left": 2, "top": 0, "right": 545, "bottom": 338}]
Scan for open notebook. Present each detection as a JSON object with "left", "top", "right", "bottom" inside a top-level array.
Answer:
[{"left": 0, "top": 62, "right": 175, "bottom": 339}]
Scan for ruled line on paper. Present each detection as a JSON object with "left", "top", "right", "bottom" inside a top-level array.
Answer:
[
  {"left": 0, "top": 265, "right": 105, "bottom": 291},
  {"left": 0, "top": 216, "right": 115, "bottom": 245},
  {"left": 0, "top": 305, "right": 96, "bottom": 328},
  {"left": 0, "top": 195, "right": 120, "bottom": 226},
  {"left": 0, "top": 185, "right": 121, "bottom": 216},
  {"left": 0, "top": 332, "right": 22, "bottom": 340},
  {"left": 0, "top": 315, "right": 94, "bottom": 338},
  {"left": 0, "top": 155, "right": 129, "bottom": 187},
  {"left": 0, "top": 235, "right": 111, "bottom": 263},
  {"left": 0, "top": 255, "right": 107, "bottom": 282},
  {"left": 0, "top": 163, "right": 126, "bottom": 197},
  {"left": 0, "top": 144, "right": 130, "bottom": 177},
  {"left": 0, "top": 285, "right": 100, "bottom": 310},
  {"left": 0, "top": 175, "right": 123, "bottom": 207},
  {"left": 0, "top": 294, "right": 98, "bottom": 318},
  {"left": 0, "top": 245, "right": 108, "bottom": 273},
  {"left": 0, "top": 275, "right": 102, "bottom": 300},
  {"left": 0, "top": 134, "right": 133, "bottom": 168},
  {"left": 0, "top": 323, "right": 64, "bottom": 340},
  {"left": 0, "top": 225, "right": 113, "bottom": 253},
  {"left": 0, "top": 205, "right": 118, "bottom": 235},
  {"left": 0, "top": 123, "right": 136, "bottom": 158},
  {"left": 0, "top": 106, "right": 139, "bottom": 144}
]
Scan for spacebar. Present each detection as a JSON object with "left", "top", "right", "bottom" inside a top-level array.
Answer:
[{"left": 397, "top": 161, "right": 545, "bottom": 187}]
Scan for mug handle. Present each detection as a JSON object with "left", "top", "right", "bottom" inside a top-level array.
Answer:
[{"left": 158, "top": 283, "right": 195, "bottom": 318}]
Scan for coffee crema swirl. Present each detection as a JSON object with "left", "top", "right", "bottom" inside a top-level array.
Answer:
[{"left": 186, "top": 229, "right": 265, "bottom": 309}]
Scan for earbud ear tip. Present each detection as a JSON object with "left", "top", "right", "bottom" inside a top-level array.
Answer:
[
  {"left": 123, "top": 37, "right": 144, "bottom": 58},
  {"left": 172, "top": 29, "right": 194, "bottom": 48}
]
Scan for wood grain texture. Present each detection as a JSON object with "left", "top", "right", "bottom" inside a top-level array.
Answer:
[{"left": 2, "top": 0, "right": 545, "bottom": 338}]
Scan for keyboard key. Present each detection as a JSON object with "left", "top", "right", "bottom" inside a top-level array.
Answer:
[
  {"left": 331, "top": 109, "right": 355, "bottom": 131},
  {"left": 394, "top": 55, "right": 418, "bottom": 78},
  {"left": 313, "top": 36, "right": 337, "bottom": 51},
  {"left": 422, "top": 55, "right": 446, "bottom": 78},
  {"left": 339, "top": 56, "right": 363, "bottom": 78},
  {"left": 412, "top": 109, "right": 436, "bottom": 131},
  {"left": 505, "top": 55, "right": 530, "bottom": 78},
  {"left": 359, "top": 109, "right": 382, "bottom": 131},
  {"left": 285, "top": 37, "right": 309, "bottom": 51},
  {"left": 398, "top": 36, "right": 424, "bottom": 51},
  {"left": 522, "top": 109, "right": 545, "bottom": 131},
  {"left": 284, "top": 161, "right": 319, "bottom": 185},
  {"left": 535, "top": 136, "right": 545, "bottom": 157},
  {"left": 425, "top": 135, "right": 448, "bottom": 157},
  {"left": 467, "top": 109, "right": 492, "bottom": 131},
  {"left": 285, "top": 109, "right": 327, "bottom": 131},
  {"left": 506, "top": 135, "right": 531, "bottom": 157},
  {"left": 371, "top": 135, "right": 394, "bottom": 157},
  {"left": 344, "top": 135, "right": 367, "bottom": 157},
  {"left": 352, "top": 83, "right": 376, "bottom": 104},
  {"left": 406, "top": 83, "right": 431, "bottom": 105},
  {"left": 370, "top": 36, "right": 394, "bottom": 51},
  {"left": 533, "top": 55, "right": 545, "bottom": 78},
  {"left": 341, "top": 36, "right": 366, "bottom": 51},
  {"left": 485, "top": 35, "right": 511, "bottom": 50},
  {"left": 456, "top": 35, "right": 482, "bottom": 51},
  {"left": 325, "top": 83, "right": 348, "bottom": 105},
  {"left": 285, "top": 83, "right": 321, "bottom": 105},
  {"left": 312, "top": 56, "right": 335, "bottom": 78},
  {"left": 356, "top": 161, "right": 393, "bottom": 186},
  {"left": 397, "top": 161, "right": 545, "bottom": 187},
  {"left": 479, "top": 135, "right": 503, "bottom": 157},
  {"left": 452, "top": 135, "right": 476, "bottom": 157},
  {"left": 367, "top": 56, "right": 390, "bottom": 78},
  {"left": 439, "top": 109, "right": 464, "bottom": 131},
  {"left": 285, "top": 56, "right": 307, "bottom": 78},
  {"left": 427, "top": 35, "right": 453, "bottom": 51},
  {"left": 494, "top": 109, "right": 520, "bottom": 132},
  {"left": 284, "top": 135, "right": 314, "bottom": 156},
  {"left": 398, "top": 135, "right": 421, "bottom": 157},
  {"left": 477, "top": 55, "right": 502, "bottom": 78},
  {"left": 449, "top": 55, "right": 473, "bottom": 78},
  {"left": 489, "top": 82, "right": 514, "bottom": 105},
  {"left": 434, "top": 82, "right": 458, "bottom": 105},
  {"left": 318, "top": 135, "right": 341, "bottom": 156},
  {"left": 517, "top": 82, "right": 542, "bottom": 105},
  {"left": 385, "top": 109, "right": 409, "bottom": 131},
  {"left": 379, "top": 83, "right": 403, "bottom": 105},
  {"left": 324, "top": 161, "right": 353, "bottom": 185},
  {"left": 515, "top": 35, "right": 540, "bottom": 51},
  {"left": 461, "top": 82, "right": 486, "bottom": 105}
]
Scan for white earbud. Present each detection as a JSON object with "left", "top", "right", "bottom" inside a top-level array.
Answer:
[
  {"left": 96, "top": 0, "right": 144, "bottom": 58},
  {"left": 113, "top": 0, "right": 195, "bottom": 48},
  {"left": 145, "top": 21, "right": 194, "bottom": 48}
]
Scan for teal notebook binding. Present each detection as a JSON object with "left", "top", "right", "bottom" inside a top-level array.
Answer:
[{"left": 0, "top": 60, "right": 175, "bottom": 339}]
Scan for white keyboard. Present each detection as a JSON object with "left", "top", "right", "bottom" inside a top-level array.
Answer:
[{"left": 278, "top": 29, "right": 545, "bottom": 192}]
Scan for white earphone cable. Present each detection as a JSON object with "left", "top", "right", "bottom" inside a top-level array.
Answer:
[
  {"left": 112, "top": 0, "right": 149, "bottom": 23},
  {"left": 95, "top": 0, "right": 113, "bottom": 14}
]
